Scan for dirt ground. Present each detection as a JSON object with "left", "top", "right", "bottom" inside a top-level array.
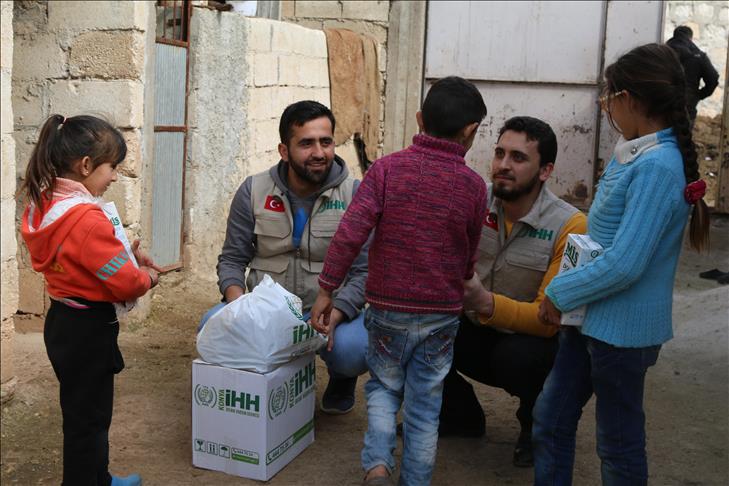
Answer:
[{"left": 2, "top": 216, "right": 728, "bottom": 486}]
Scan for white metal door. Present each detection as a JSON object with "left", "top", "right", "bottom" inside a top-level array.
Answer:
[{"left": 425, "top": 0, "right": 664, "bottom": 207}]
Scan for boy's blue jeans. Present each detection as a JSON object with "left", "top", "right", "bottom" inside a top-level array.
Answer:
[
  {"left": 361, "top": 307, "right": 459, "bottom": 486},
  {"left": 198, "top": 303, "right": 368, "bottom": 378},
  {"left": 532, "top": 327, "right": 661, "bottom": 486}
]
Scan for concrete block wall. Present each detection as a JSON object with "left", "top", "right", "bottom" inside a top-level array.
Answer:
[
  {"left": 1, "top": 0, "right": 18, "bottom": 402},
  {"left": 665, "top": 0, "right": 728, "bottom": 118},
  {"left": 184, "top": 9, "right": 330, "bottom": 290},
  {"left": 11, "top": 1, "right": 156, "bottom": 319},
  {"left": 281, "top": 0, "right": 390, "bottom": 171}
]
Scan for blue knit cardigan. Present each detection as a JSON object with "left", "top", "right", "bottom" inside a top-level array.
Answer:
[{"left": 545, "top": 128, "right": 691, "bottom": 347}]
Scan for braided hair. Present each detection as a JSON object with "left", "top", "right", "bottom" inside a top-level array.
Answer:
[{"left": 604, "top": 43, "right": 710, "bottom": 251}]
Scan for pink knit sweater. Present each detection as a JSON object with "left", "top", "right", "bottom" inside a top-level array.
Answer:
[{"left": 319, "top": 134, "right": 488, "bottom": 314}]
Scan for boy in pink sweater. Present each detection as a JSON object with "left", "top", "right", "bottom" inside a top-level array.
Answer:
[{"left": 311, "top": 77, "right": 489, "bottom": 486}]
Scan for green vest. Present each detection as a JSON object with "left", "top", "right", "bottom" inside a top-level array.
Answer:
[{"left": 247, "top": 171, "right": 355, "bottom": 310}]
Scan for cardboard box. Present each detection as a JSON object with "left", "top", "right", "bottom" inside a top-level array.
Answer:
[
  {"left": 191, "top": 355, "right": 316, "bottom": 481},
  {"left": 557, "top": 234, "right": 604, "bottom": 326}
]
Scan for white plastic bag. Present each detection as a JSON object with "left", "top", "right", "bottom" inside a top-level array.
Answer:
[{"left": 196, "top": 275, "right": 327, "bottom": 373}]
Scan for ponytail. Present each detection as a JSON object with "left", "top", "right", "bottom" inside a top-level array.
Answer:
[
  {"left": 670, "top": 97, "right": 710, "bottom": 252},
  {"left": 22, "top": 114, "right": 65, "bottom": 211},
  {"left": 20, "top": 114, "right": 127, "bottom": 210}
]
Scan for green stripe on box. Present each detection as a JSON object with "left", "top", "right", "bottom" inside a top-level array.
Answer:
[
  {"left": 232, "top": 452, "right": 259, "bottom": 465},
  {"left": 265, "top": 419, "right": 314, "bottom": 465}
]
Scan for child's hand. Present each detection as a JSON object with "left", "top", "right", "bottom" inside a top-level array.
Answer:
[
  {"left": 463, "top": 273, "right": 494, "bottom": 317},
  {"left": 142, "top": 266, "right": 159, "bottom": 288},
  {"left": 310, "top": 288, "right": 333, "bottom": 335},
  {"left": 132, "top": 240, "right": 163, "bottom": 272},
  {"left": 538, "top": 297, "right": 561, "bottom": 327}
]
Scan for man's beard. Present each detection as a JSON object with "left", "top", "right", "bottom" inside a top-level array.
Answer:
[
  {"left": 492, "top": 171, "right": 541, "bottom": 201},
  {"left": 289, "top": 158, "right": 332, "bottom": 185}
]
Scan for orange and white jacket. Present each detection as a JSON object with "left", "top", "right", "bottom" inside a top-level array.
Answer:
[{"left": 21, "top": 179, "right": 151, "bottom": 304}]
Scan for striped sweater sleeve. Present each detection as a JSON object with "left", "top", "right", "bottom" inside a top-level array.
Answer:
[{"left": 545, "top": 163, "right": 682, "bottom": 312}]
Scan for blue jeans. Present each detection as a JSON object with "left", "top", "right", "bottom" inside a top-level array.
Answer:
[
  {"left": 532, "top": 327, "right": 661, "bottom": 486},
  {"left": 361, "top": 308, "right": 459, "bottom": 486},
  {"left": 197, "top": 303, "right": 368, "bottom": 378}
]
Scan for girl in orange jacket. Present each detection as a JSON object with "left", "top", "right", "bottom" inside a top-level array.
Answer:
[{"left": 20, "top": 114, "right": 160, "bottom": 486}]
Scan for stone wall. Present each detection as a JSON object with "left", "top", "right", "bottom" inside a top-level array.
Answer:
[
  {"left": 281, "top": 0, "right": 390, "bottom": 174},
  {"left": 665, "top": 0, "right": 728, "bottom": 118},
  {"left": 184, "top": 9, "right": 330, "bottom": 290},
  {"left": 11, "top": 0, "right": 156, "bottom": 323},
  {"left": 1, "top": 0, "right": 18, "bottom": 402}
]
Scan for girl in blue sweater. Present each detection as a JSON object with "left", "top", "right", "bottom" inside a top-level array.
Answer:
[{"left": 532, "top": 44, "right": 710, "bottom": 485}]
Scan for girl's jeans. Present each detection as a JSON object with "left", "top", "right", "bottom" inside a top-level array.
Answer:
[
  {"left": 361, "top": 307, "right": 459, "bottom": 486},
  {"left": 532, "top": 327, "right": 661, "bottom": 486}
]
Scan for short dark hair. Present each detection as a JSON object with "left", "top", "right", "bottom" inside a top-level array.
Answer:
[
  {"left": 421, "top": 76, "right": 487, "bottom": 138},
  {"left": 673, "top": 26, "right": 693, "bottom": 39},
  {"left": 279, "top": 100, "right": 336, "bottom": 145},
  {"left": 497, "top": 116, "right": 558, "bottom": 167}
]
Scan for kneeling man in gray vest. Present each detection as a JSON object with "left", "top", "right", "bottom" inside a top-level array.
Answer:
[
  {"left": 200, "top": 101, "right": 369, "bottom": 415},
  {"left": 441, "top": 116, "right": 587, "bottom": 467}
]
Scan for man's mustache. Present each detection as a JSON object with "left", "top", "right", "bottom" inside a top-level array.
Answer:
[{"left": 493, "top": 171, "right": 515, "bottom": 180}]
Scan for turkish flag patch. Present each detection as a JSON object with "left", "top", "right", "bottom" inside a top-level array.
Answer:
[
  {"left": 264, "top": 195, "right": 285, "bottom": 212},
  {"left": 484, "top": 211, "right": 498, "bottom": 231}
]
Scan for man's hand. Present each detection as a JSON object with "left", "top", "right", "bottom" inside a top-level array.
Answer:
[
  {"left": 538, "top": 296, "right": 562, "bottom": 328},
  {"left": 463, "top": 273, "right": 494, "bottom": 318},
  {"left": 310, "top": 288, "right": 333, "bottom": 335},
  {"left": 132, "top": 240, "right": 163, "bottom": 272}
]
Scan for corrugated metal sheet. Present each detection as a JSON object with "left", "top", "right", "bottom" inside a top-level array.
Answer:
[
  {"left": 155, "top": 43, "right": 187, "bottom": 126},
  {"left": 151, "top": 131, "right": 184, "bottom": 266}
]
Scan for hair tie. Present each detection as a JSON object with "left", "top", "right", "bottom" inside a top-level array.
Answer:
[
  {"left": 57, "top": 116, "right": 67, "bottom": 130},
  {"left": 684, "top": 179, "right": 706, "bottom": 205}
]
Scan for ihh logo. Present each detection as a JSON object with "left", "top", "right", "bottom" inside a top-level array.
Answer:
[
  {"left": 268, "top": 384, "right": 289, "bottom": 420},
  {"left": 194, "top": 384, "right": 217, "bottom": 408}
]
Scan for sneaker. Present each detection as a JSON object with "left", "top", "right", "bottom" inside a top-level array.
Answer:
[
  {"left": 320, "top": 375, "right": 357, "bottom": 414},
  {"left": 111, "top": 473, "right": 142, "bottom": 486},
  {"left": 512, "top": 435, "right": 534, "bottom": 468}
]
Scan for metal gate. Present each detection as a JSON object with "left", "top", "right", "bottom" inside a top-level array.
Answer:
[
  {"left": 151, "top": 0, "right": 191, "bottom": 269},
  {"left": 424, "top": 0, "right": 664, "bottom": 208}
]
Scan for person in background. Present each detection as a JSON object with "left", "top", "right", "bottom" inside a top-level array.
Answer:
[{"left": 666, "top": 25, "right": 719, "bottom": 126}]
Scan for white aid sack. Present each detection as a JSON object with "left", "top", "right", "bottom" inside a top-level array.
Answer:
[{"left": 196, "top": 275, "right": 327, "bottom": 373}]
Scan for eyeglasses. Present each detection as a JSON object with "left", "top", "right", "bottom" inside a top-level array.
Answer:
[{"left": 598, "top": 89, "right": 627, "bottom": 109}]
